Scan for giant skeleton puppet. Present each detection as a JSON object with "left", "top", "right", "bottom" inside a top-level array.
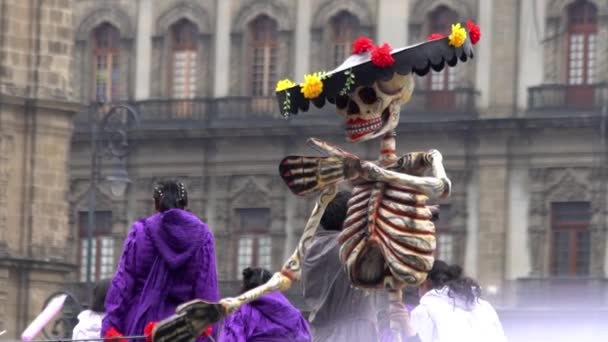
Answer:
[{"left": 151, "top": 20, "right": 481, "bottom": 342}]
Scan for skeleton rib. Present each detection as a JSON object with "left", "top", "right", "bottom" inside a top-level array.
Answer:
[
  {"left": 376, "top": 217, "right": 436, "bottom": 253},
  {"left": 352, "top": 183, "right": 373, "bottom": 195},
  {"left": 339, "top": 215, "right": 367, "bottom": 244},
  {"left": 339, "top": 230, "right": 366, "bottom": 265},
  {"left": 343, "top": 208, "right": 367, "bottom": 229},
  {"left": 377, "top": 207, "right": 435, "bottom": 233},
  {"left": 346, "top": 200, "right": 368, "bottom": 217},
  {"left": 384, "top": 189, "right": 428, "bottom": 205},
  {"left": 349, "top": 187, "right": 373, "bottom": 206},
  {"left": 380, "top": 200, "right": 433, "bottom": 220},
  {"left": 375, "top": 228, "right": 434, "bottom": 272}
]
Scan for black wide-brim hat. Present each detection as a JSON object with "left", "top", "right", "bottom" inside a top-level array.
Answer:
[{"left": 275, "top": 21, "right": 480, "bottom": 118}]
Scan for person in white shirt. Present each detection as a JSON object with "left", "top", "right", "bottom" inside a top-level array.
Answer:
[
  {"left": 72, "top": 279, "right": 110, "bottom": 340},
  {"left": 411, "top": 260, "right": 506, "bottom": 342}
]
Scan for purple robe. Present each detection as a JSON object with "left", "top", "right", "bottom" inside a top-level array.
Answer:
[
  {"left": 219, "top": 291, "right": 311, "bottom": 342},
  {"left": 101, "top": 209, "right": 219, "bottom": 340}
]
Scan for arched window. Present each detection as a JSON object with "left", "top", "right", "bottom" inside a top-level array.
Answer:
[
  {"left": 428, "top": 6, "right": 459, "bottom": 91},
  {"left": 567, "top": 1, "right": 597, "bottom": 86},
  {"left": 93, "top": 23, "right": 121, "bottom": 102},
  {"left": 171, "top": 19, "right": 198, "bottom": 99},
  {"left": 235, "top": 208, "right": 272, "bottom": 277},
  {"left": 330, "top": 12, "right": 359, "bottom": 67},
  {"left": 550, "top": 202, "right": 590, "bottom": 276},
  {"left": 249, "top": 16, "right": 278, "bottom": 97},
  {"left": 434, "top": 204, "right": 454, "bottom": 263}
]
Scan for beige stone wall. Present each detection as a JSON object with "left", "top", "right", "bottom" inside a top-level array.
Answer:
[
  {"left": 0, "top": 0, "right": 73, "bottom": 100},
  {"left": 0, "top": 0, "right": 77, "bottom": 338}
]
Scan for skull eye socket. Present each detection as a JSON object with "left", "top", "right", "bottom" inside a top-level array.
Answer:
[
  {"left": 335, "top": 95, "right": 348, "bottom": 110},
  {"left": 347, "top": 101, "right": 360, "bottom": 115},
  {"left": 358, "top": 87, "right": 377, "bottom": 105}
]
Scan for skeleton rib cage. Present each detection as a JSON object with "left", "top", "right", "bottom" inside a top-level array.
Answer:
[{"left": 339, "top": 178, "right": 437, "bottom": 288}]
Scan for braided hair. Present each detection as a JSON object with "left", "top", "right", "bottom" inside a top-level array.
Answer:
[
  {"left": 426, "top": 260, "right": 481, "bottom": 305},
  {"left": 153, "top": 179, "right": 188, "bottom": 212}
]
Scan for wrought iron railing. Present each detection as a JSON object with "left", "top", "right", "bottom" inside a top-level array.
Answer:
[
  {"left": 528, "top": 83, "right": 608, "bottom": 112},
  {"left": 405, "top": 87, "right": 478, "bottom": 116},
  {"left": 73, "top": 91, "right": 479, "bottom": 129}
]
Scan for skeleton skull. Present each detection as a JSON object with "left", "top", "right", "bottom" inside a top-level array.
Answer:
[{"left": 336, "top": 73, "right": 414, "bottom": 143}]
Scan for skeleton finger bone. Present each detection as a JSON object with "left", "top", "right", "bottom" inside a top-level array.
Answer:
[{"left": 307, "top": 137, "right": 359, "bottom": 159}]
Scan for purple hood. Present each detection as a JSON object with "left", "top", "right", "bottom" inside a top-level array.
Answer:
[
  {"left": 102, "top": 209, "right": 219, "bottom": 340},
  {"left": 220, "top": 291, "right": 311, "bottom": 341},
  {"left": 147, "top": 209, "right": 206, "bottom": 269}
]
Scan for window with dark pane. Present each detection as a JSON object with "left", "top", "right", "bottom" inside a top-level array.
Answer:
[
  {"left": 78, "top": 211, "right": 115, "bottom": 282},
  {"left": 330, "top": 11, "right": 359, "bottom": 68},
  {"left": 550, "top": 201, "right": 591, "bottom": 276},
  {"left": 92, "top": 23, "right": 121, "bottom": 102},
  {"left": 171, "top": 19, "right": 198, "bottom": 100},
  {"left": 567, "top": 1, "right": 597, "bottom": 85},
  {"left": 435, "top": 204, "right": 454, "bottom": 263},
  {"left": 427, "top": 6, "right": 459, "bottom": 91},
  {"left": 249, "top": 16, "right": 278, "bottom": 97},
  {"left": 235, "top": 208, "right": 272, "bottom": 278}
]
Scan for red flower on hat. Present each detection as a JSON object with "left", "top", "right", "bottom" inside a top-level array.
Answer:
[
  {"left": 371, "top": 43, "right": 394, "bottom": 68},
  {"left": 427, "top": 33, "right": 445, "bottom": 41},
  {"left": 144, "top": 321, "right": 158, "bottom": 342},
  {"left": 466, "top": 19, "right": 481, "bottom": 45},
  {"left": 352, "top": 36, "right": 374, "bottom": 54}
]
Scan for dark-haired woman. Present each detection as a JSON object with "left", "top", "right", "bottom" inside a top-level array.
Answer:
[
  {"left": 220, "top": 267, "right": 311, "bottom": 341},
  {"left": 72, "top": 279, "right": 111, "bottom": 340},
  {"left": 101, "top": 180, "right": 219, "bottom": 341},
  {"left": 411, "top": 260, "right": 506, "bottom": 342}
]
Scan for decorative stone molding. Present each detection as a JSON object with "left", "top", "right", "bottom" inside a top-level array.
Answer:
[
  {"left": 75, "top": 7, "right": 135, "bottom": 41},
  {"left": 155, "top": 1, "right": 213, "bottom": 36},
  {"left": 311, "top": 0, "right": 374, "bottom": 29},
  {"left": 231, "top": 0, "right": 293, "bottom": 33},
  {"left": 409, "top": 0, "right": 476, "bottom": 25},
  {"left": 546, "top": 0, "right": 605, "bottom": 19},
  {"left": 527, "top": 167, "right": 605, "bottom": 276}
]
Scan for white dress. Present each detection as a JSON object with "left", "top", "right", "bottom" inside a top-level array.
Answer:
[
  {"left": 411, "top": 287, "right": 507, "bottom": 342},
  {"left": 72, "top": 309, "right": 104, "bottom": 340}
]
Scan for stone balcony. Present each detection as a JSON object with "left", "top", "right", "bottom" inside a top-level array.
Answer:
[
  {"left": 527, "top": 83, "right": 608, "bottom": 115},
  {"left": 72, "top": 88, "right": 479, "bottom": 132}
]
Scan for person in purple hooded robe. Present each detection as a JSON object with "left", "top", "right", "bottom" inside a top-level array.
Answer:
[
  {"left": 219, "top": 267, "right": 311, "bottom": 342},
  {"left": 101, "top": 180, "right": 219, "bottom": 341}
]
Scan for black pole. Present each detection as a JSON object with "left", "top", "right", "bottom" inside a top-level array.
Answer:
[{"left": 86, "top": 104, "right": 99, "bottom": 305}]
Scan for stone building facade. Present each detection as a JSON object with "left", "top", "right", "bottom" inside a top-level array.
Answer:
[
  {"left": 0, "top": 0, "right": 79, "bottom": 338},
  {"left": 3, "top": 0, "right": 606, "bottom": 339}
]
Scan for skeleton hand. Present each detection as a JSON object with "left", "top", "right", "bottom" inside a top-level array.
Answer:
[
  {"left": 219, "top": 297, "right": 241, "bottom": 316},
  {"left": 279, "top": 139, "right": 363, "bottom": 196}
]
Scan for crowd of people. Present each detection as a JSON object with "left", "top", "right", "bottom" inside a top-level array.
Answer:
[{"left": 74, "top": 180, "right": 506, "bottom": 342}]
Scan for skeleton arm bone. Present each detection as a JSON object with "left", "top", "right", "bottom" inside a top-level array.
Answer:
[
  {"left": 362, "top": 149, "right": 451, "bottom": 200},
  {"left": 220, "top": 185, "right": 338, "bottom": 315}
]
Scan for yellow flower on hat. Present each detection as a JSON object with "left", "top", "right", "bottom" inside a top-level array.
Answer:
[
  {"left": 448, "top": 23, "right": 467, "bottom": 48},
  {"left": 300, "top": 72, "right": 325, "bottom": 99},
  {"left": 275, "top": 79, "right": 295, "bottom": 92}
]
